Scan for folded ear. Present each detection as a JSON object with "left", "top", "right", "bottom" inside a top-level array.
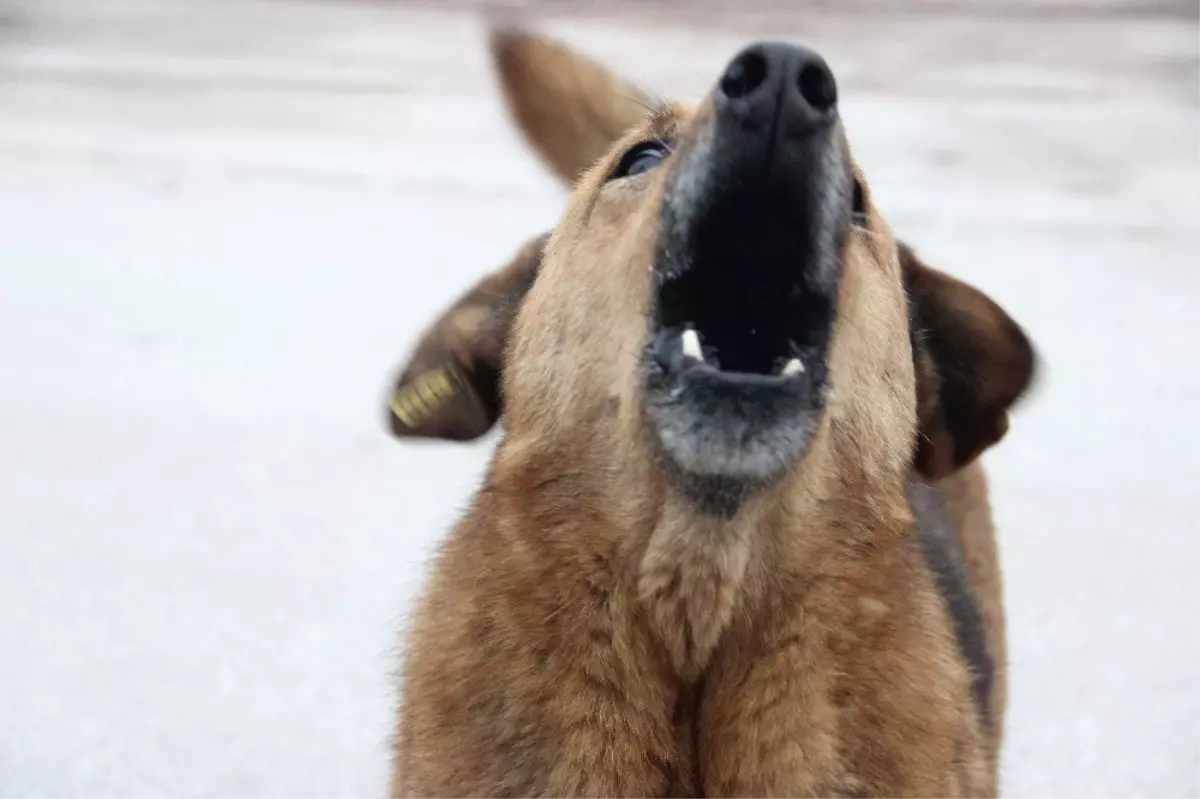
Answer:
[
  {"left": 903, "top": 244, "right": 1037, "bottom": 477},
  {"left": 489, "top": 27, "right": 657, "bottom": 185},
  {"left": 386, "top": 234, "right": 547, "bottom": 441}
]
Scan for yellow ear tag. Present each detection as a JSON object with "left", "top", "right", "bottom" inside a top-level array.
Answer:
[{"left": 390, "top": 365, "right": 461, "bottom": 429}]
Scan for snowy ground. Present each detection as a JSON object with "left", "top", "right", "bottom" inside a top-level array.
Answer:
[{"left": 0, "top": 1, "right": 1196, "bottom": 796}]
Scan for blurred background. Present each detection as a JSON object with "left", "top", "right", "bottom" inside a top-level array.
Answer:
[{"left": 0, "top": 0, "right": 1196, "bottom": 796}]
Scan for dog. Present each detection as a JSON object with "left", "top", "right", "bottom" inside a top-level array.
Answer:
[{"left": 385, "top": 29, "right": 1035, "bottom": 797}]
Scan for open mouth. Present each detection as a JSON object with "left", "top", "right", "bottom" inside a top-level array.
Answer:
[
  {"left": 642, "top": 201, "right": 837, "bottom": 503},
  {"left": 651, "top": 194, "right": 835, "bottom": 387}
]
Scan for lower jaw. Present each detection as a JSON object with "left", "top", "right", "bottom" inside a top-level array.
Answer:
[{"left": 642, "top": 370, "right": 825, "bottom": 517}]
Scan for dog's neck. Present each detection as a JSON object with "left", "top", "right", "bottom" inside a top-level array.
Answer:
[
  {"left": 637, "top": 491, "right": 758, "bottom": 680},
  {"left": 489, "top": 423, "right": 913, "bottom": 682}
]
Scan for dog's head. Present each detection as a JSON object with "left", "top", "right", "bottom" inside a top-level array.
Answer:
[{"left": 389, "top": 31, "right": 1034, "bottom": 517}]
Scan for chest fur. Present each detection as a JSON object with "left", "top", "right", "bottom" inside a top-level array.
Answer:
[{"left": 637, "top": 510, "right": 754, "bottom": 680}]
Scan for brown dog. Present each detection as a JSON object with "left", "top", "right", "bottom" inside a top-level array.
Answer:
[{"left": 386, "top": 30, "right": 1034, "bottom": 797}]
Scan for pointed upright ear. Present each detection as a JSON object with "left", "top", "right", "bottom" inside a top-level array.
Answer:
[
  {"left": 385, "top": 234, "right": 547, "bottom": 441},
  {"left": 489, "top": 27, "right": 657, "bottom": 185},
  {"left": 904, "top": 244, "right": 1037, "bottom": 477}
]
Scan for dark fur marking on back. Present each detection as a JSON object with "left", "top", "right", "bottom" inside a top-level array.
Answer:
[{"left": 907, "top": 480, "right": 993, "bottom": 727}]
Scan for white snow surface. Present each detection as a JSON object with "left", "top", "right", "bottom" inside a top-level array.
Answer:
[{"left": 0, "top": 1, "right": 1197, "bottom": 796}]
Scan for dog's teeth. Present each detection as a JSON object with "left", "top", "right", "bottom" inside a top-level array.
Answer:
[
  {"left": 681, "top": 329, "right": 704, "bottom": 361},
  {"left": 781, "top": 358, "right": 804, "bottom": 376}
]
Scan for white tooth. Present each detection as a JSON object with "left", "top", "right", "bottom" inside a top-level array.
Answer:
[
  {"left": 681, "top": 329, "right": 704, "bottom": 361},
  {"left": 782, "top": 358, "right": 804, "bottom": 376}
]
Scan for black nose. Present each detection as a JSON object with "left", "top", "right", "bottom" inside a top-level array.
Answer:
[{"left": 717, "top": 42, "right": 837, "bottom": 133}]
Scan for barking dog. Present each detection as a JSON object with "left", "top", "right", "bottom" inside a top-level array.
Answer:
[{"left": 386, "top": 30, "right": 1035, "bottom": 797}]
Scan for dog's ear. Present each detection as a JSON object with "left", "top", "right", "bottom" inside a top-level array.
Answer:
[
  {"left": 490, "top": 27, "right": 656, "bottom": 185},
  {"left": 386, "top": 234, "right": 546, "bottom": 441},
  {"left": 904, "top": 244, "right": 1037, "bottom": 477}
]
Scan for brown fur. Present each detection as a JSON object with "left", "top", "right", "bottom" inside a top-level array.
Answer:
[
  {"left": 491, "top": 28, "right": 656, "bottom": 184},
  {"left": 389, "top": 30, "right": 1034, "bottom": 798}
]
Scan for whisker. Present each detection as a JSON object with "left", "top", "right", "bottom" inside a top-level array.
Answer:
[{"left": 617, "top": 93, "right": 659, "bottom": 116}]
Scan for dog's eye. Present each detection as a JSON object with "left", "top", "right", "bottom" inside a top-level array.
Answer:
[
  {"left": 610, "top": 141, "right": 669, "bottom": 180},
  {"left": 851, "top": 178, "right": 869, "bottom": 227}
]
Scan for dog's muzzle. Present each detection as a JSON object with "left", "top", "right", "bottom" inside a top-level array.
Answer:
[{"left": 642, "top": 41, "right": 853, "bottom": 515}]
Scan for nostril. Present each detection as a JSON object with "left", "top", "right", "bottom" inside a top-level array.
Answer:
[
  {"left": 797, "top": 61, "right": 837, "bottom": 113},
  {"left": 721, "top": 50, "right": 768, "bottom": 99}
]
